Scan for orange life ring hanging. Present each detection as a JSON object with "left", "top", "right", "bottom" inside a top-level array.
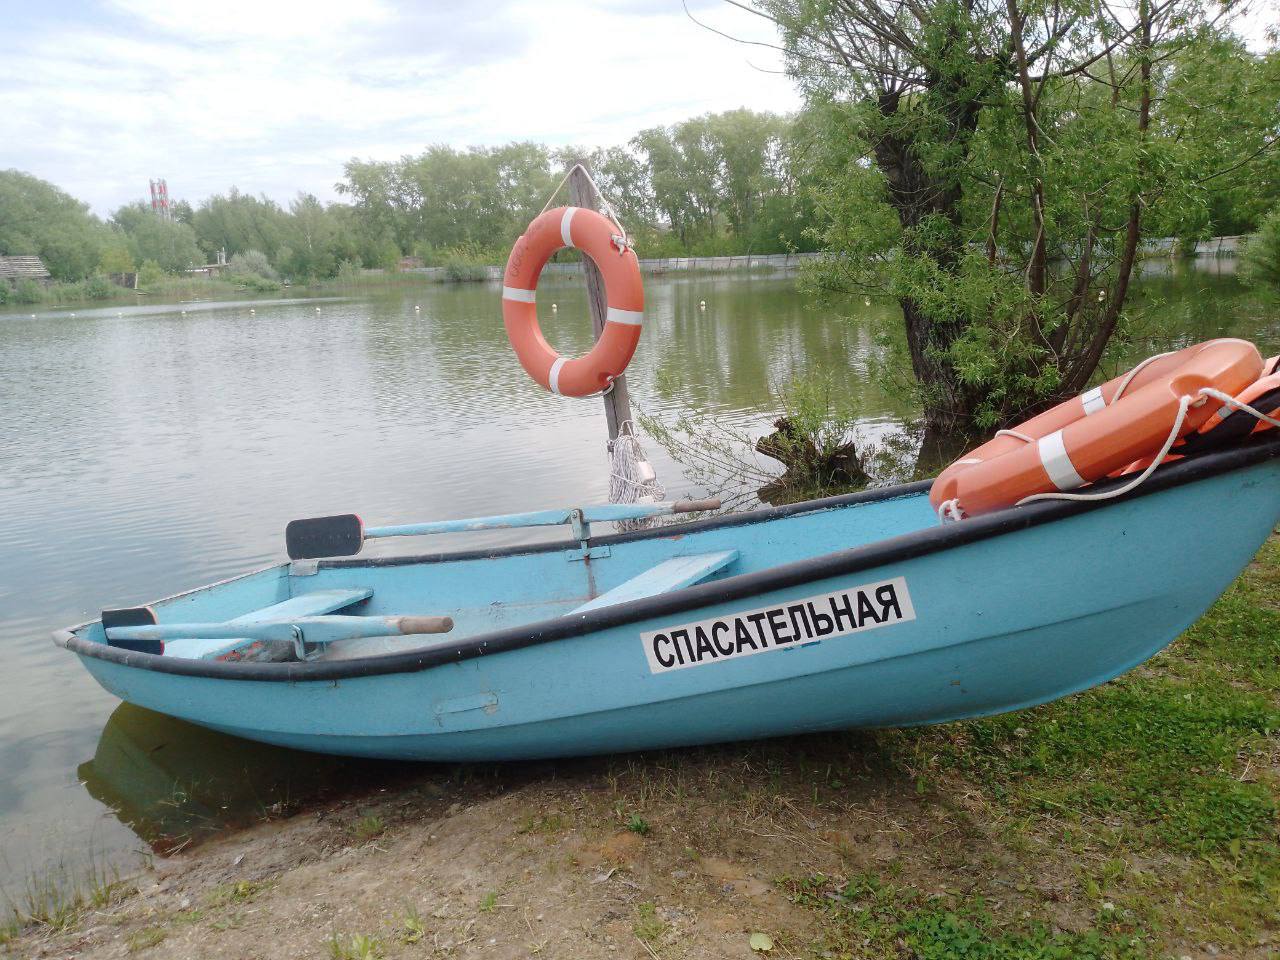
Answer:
[
  {"left": 930, "top": 338, "right": 1263, "bottom": 520},
  {"left": 502, "top": 206, "right": 644, "bottom": 397}
]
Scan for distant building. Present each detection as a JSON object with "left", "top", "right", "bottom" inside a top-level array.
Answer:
[{"left": 0, "top": 255, "right": 52, "bottom": 287}]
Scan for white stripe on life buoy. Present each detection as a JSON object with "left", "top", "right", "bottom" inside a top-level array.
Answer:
[
  {"left": 1081, "top": 386, "right": 1105, "bottom": 416},
  {"left": 1037, "top": 430, "right": 1085, "bottom": 490},
  {"left": 560, "top": 208, "right": 577, "bottom": 248},
  {"left": 548, "top": 356, "right": 567, "bottom": 395},
  {"left": 502, "top": 286, "right": 536, "bottom": 303},
  {"left": 605, "top": 307, "right": 643, "bottom": 326}
]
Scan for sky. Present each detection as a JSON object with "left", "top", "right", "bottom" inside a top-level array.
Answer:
[{"left": 0, "top": 1, "right": 801, "bottom": 216}]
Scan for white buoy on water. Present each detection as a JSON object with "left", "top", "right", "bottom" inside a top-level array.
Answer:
[
  {"left": 414, "top": 305, "right": 421, "bottom": 312},
  {"left": 552, "top": 303, "right": 558, "bottom": 312},
  {"left": 316, "top": 307, "right": 321, "bottom": 312},
  {"left": 699, "top": 300, "right": 706, "bottom": 311},
  {"left": 250, "top": 309, "right": 256, "bottom": 315}
]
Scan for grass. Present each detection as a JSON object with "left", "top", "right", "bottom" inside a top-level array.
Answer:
[
  {"left": 399, "top": 907, "right": 426, "bottom": 944},
  {"left": 1, "top": 850, "right": 126, "bottom": 937},
  {"left": 205, "top": 879, "right": 268, "bottom": 908},
  {"left": 327, "top": 931, "right": 383, "bottom": 959},
  {"left": 351, "top": 814, "right": 386, "bottom": 842},
  {"left": 626, "top": 814, "right": 652, "bottom": 836},
  {"left": 516, "top": 812, "right": 567, "bottom": 835},
  {"left": 852, "top": 537, "right": 1280, "bottom": 953},
  {"left": 786, "top": 872, "right": 1152, "bottom": 959},
  {"left": 125, "top": 925, "right": 167, "bottom": 953},
  {"left": 633, "top": 902, "right": 668, "bottom": 944}
]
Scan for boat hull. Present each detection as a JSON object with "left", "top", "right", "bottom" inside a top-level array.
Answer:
[{"left": 71, "top": 452, "right": 1280, "bottom": 761}]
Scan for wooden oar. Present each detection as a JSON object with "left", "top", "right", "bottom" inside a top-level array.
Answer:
[
  {"left": 105, "top": 614, "right": 453, "bottom": 646},
  {"left": 285, "top": 498, "right": 722, "bottom": 560}
]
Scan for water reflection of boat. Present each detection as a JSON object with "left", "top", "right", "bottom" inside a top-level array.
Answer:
[{"left": 80, "top": 703, "right": 405, "bottom": 849}]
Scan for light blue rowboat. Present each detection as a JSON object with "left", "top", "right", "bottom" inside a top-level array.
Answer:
[{"left": 55, "top": 438, "right": 1280, "bottom": 761}]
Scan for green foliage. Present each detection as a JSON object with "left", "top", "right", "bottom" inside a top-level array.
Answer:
[
  {"left": 205, "top": 879, "right": 267, "bottom": 908},
  {"left": 227, "top": 249, "right": 276, "bottom": 280},
  {"left": 327, "top": 932, "right": 383, "bottom": 960},
  {"left": 98, "top": 233, "right": 135, "bottom": 274},
  {"left": 633, "top": 902, "right": 668, "bottom": 943},
  {"left": 0, "top": 169, "right": 107, "bottom": 280},
  {"left": 11, "top": 278, "right": 43, "bottom": 304},
  {"left": 126, "top": 925, "right": 167, "bottom": 952},
  {"left": 1242, "top": 207, "right": 1280, "bottom": 292},
  {"left": 83, "top": 275, "right": 116, "bottom": 300},
  {"left": 625, "top": 814, "right": 651, "bottom": 836},
  {"left": 399, "top": 907, "right": 425, "bottom": 944},
  {"left": 112, "top": 202, "right": 203, "bottom": 274},
  {"left": 136, "top": 260, "right": 165, "bottom": 287},
  {"left": 641, "top": 371, "right": 871, "bottom": 505},
  {"left": 775, "top": 1, "right": 1280, "bottom": 437},
  {"left": 351, "top": 815, "right": 385, "bottom": 842},
  {"left": 787, "top": 873, "right": 1153, "bottom": 959}
]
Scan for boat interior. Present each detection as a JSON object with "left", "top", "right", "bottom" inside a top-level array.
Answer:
[{"left": 86, "top": 485, "right": 939, "bottom": 664}]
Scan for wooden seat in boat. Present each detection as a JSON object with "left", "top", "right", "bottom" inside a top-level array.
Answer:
[
  {"left": 161, "top": 588, "right": 373, "bottom": 660},
  {"left": 570, "top": 551, "right": 738, "bottom": 615}
]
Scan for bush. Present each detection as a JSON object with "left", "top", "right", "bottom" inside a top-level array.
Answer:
[
  {"left": 12, "top": 279, "right": 44, "bottom": 304},
  {"left": 227, "top": 249, "right": 278, "bottom": 281},
  {"left": 1242, "top": 208, "right": 1280, "bottom": 292},
  {"left": 83, "top": 275, "right": 117, "bottom": 300},
  {"left": 137, "top": 260, "right": 166, "bottom": 287},
  {"left": 335, "top": 259, "right": 363, "bottom": 283}
]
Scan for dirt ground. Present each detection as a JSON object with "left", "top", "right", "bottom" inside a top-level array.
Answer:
[{"left": 4, "top": 734, "right": 1077, "bottom": 960}]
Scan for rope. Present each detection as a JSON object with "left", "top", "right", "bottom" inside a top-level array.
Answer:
[
  {"left": 995, "top": 428, "right": 1035, "bottom": 443},
  {"left": 1112, "top": 350, "right": 1173, "bottom": 402},
  {"left": 1016, "top": 386, "right": 1280, "bottom": 510},
  {"left": 1014, "top": 394, "right": 1194, "bottom": 507},
  {"left": 608, "top": 421, "right": 665, "bottom": 531},
  {"left": 942, "top": 366, "right": 1269, "bottom": 522},
  {"left": 1198, "top": 387, "right": 1280, "bottom": 430},
  {"left": 538, "top": 163, "right": 630, "bottom": 250}
]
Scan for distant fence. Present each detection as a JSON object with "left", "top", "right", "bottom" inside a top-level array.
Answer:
[
  {"left": 378, "top": 238, "right": 1246, "bottom": 284},
  {"left": 398, "top": 251, "right": 824, "bottom": 283},
  {"left": 1142, "top": 235, "right": 1246, "bottom": 257}
]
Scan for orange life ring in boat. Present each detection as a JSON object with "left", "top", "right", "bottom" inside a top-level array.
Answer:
[
  {"left": 930, "top": 338, "right": 1263, "bottom": 519},
  {"left": 502, "top": 206, "right": 644, "bottom": 397},
  {"left": 1117, "top": 354, "right": 1280, "bottom": 474}
]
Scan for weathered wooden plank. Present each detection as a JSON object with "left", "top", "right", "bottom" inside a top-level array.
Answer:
[{"left": 568, "top": 163, "right": 634, "bottom": 442}]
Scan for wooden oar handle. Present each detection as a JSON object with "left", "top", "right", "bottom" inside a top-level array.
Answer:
[
  {"left": 672, "top": 498, "right": 722, "bottom": 513},
  {"left": 393, "top": 616, "right": 454, "bottom": 635}
]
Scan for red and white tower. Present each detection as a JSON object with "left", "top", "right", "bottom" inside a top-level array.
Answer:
[{"left": 149, "top": 178, "right": 172, "bottom": 221}]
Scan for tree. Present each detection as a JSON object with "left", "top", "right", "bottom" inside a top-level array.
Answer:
[
  {"left": 741, "top": 0, "right": 1279, "bottom": 449},
  {"left": 112, "top": 201, "right": 203, "bottom": 274},
  {"left": 0, "top": 170, "right": 107, "bottom": 280},
  {"left": 191, "top": 189, "right": 289, "bottom": 262}
]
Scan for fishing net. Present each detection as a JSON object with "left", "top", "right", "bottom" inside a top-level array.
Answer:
[{"left": 609, "top": 422, "right": 665, "bottom": 531}]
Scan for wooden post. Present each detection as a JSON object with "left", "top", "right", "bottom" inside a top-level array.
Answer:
[{"left": 568, "top": 162, "right": 634, "bottom": 442}]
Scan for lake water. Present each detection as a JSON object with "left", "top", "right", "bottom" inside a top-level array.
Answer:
[{"left": 0, "top": 260, "right": 1273, "bottom": 895}]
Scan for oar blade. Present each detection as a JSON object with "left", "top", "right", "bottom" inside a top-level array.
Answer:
[
  {"left": 102, "top": 606, "right": 161, "bottom": 655},
  {"left": 286, "top": 514, "right": 364, "bottom": 560}
]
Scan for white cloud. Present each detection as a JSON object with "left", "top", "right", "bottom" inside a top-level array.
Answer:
[{"left": 0, "top": 1, "right": 800, "bottom": 215}]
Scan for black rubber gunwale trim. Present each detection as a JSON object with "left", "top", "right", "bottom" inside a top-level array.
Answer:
[{"left": 54, "top": 437, "right": 1280, "bottom": 682}]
